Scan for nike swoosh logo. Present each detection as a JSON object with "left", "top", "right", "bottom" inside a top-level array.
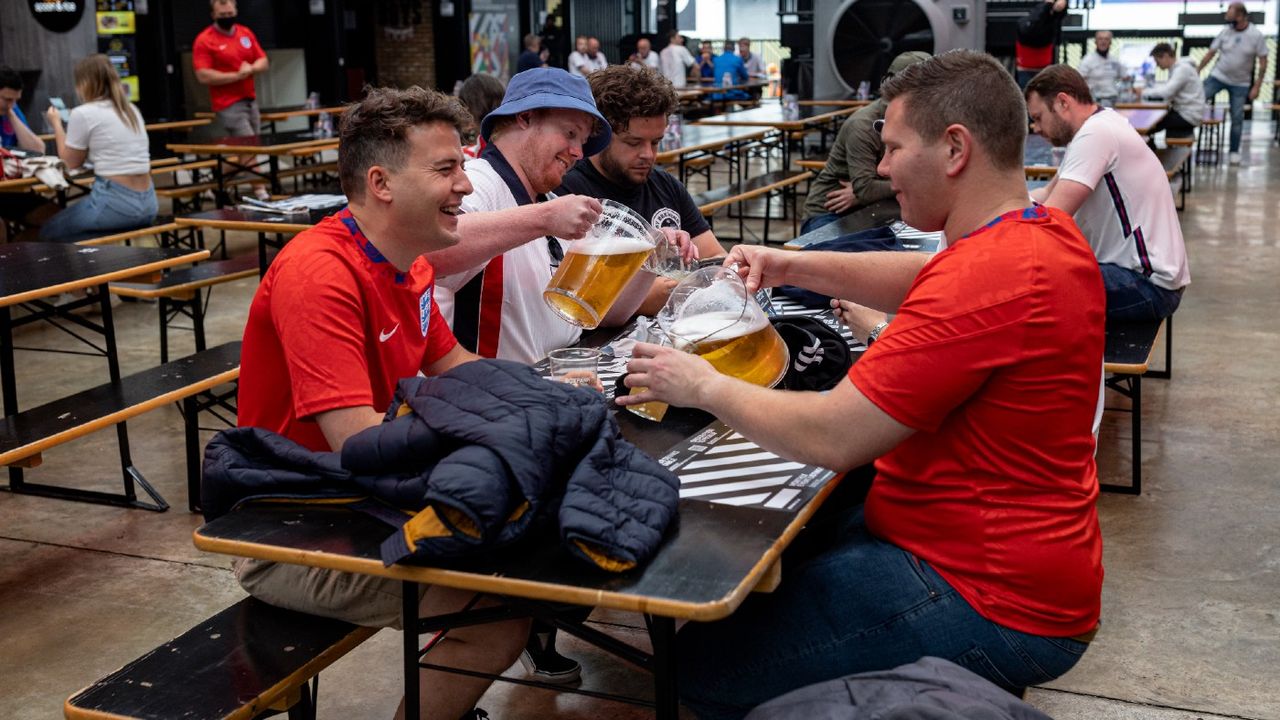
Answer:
[{"left": 379, "top": 324, "right": 399, "bottom": 342}]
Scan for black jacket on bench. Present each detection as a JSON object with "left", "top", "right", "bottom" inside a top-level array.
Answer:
[{"left": 203, "top": 360, "right": 680, "bottom": 573}]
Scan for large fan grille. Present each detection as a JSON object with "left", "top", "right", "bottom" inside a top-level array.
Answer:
[{"left": 830, "top": 0, "right": 936, "bottom": 93}]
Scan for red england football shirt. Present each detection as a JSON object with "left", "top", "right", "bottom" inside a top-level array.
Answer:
[
  {"left": 192, "top": 23, "right": 266, "bottom": 112},
  {"left": 849, "top": 205, "right": 1105, "bottom": 637},
  {"left": 238, "top": 209, "right": 458, "bottom": 452}
]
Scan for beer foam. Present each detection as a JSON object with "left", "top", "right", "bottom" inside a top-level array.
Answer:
[
  {"left": 667, "top": 310, "right": 767, "bottom": 345},
  {"left": 567, "top": 235, "right": 655, "bottom": 255}
]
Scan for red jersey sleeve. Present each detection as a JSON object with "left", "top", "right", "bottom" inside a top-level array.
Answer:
[
  {"left": 269, "top": 250, "right": 376, "bottom": 420},
  {"left": 850, "top": 251, "right": 1035, "bottom": 434},
  {"left": 422, "top": 293, "right": 459, "bottom": 371},
  {"left": 192, "top": 32, "right": 213, "bottom": 71}
]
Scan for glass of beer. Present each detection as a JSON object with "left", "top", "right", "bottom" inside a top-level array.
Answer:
[
  {"left": 657, "top": 265, "right": 789, "bottom": 389},
  {"left": 543, "top": 200, "right": 663, "bottom": 330},
  {"left": 625, "top": 318, "right": 671, "bottom": 422}
]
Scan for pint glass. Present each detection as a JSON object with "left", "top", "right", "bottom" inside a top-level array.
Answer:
[{"left": 543, "top": 200, "right": 663, "bottom": 329}]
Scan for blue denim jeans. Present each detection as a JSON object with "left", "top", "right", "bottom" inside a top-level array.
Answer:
[
  {"left": 799, "top": 212, "right": 840, "bottom": 235},
  {"left": 1099, "top": 263, "right": 1183, "bottom": 323},
  {"left": 1202, "top": 75, "right": 1250, "bottom": 153},
  {"left": 39, "top": 176, "right": 158, "bottom": 243},
  {"left": 675, "top": 507, "right": 1090, "bottom": 720}
]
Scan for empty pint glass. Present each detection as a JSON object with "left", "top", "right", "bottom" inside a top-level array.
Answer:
[
  {"left": 657, "top": 266, "right": 788, "bottom": 389},
  {"left": 543, "top": 200, "right": 663, "bottom": 329}
]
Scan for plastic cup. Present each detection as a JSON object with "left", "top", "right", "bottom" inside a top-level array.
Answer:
[{"left": 548, "top": 348, "right": 601, "bottom": 389}]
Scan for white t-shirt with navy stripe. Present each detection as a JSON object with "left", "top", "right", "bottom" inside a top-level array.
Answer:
[
  {"left": 433, "top": 157, "right": 580, "bottom": 364},
  {"left": 1058, "top": 108, "right": 1190, "bottom": 291}
]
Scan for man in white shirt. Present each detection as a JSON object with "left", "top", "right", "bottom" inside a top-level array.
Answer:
[
  {"left": 1197, "top": 1, "right": 1268, "bottom": 164},
  {"left": 659, "top": 31, "right": 695, "bottom": 88},
  {"left": 1076, "top": 31, "right": 1123, "bottom": 107},
  {"left": 1026, "top": 65, "right": 1189, "bottom": 324},
  {"left": 567, "top": 35, "right": 591, "bottom": 77},
  {"left": 629, "top": 37, "right": 661, "bottom": 70},
  {"left": 1142, "top": 43, "right": 1206, "bottom": 145},
  {"left": 737, "top": 37, "right": 767, "bottom": 78}
]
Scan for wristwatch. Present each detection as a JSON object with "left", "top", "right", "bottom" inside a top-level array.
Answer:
[{"left": 866, "top": 321, "right": 890, "bottom": 346}]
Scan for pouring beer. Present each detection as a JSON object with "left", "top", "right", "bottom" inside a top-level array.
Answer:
[
  {"left": 627, "top": 264, "right": 788, "bottom": 421},
  {"left": 543, "top": 200, "right": 663, "bottom": 329}
]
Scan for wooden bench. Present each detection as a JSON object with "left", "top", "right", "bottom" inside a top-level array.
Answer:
[
  {"left": 111, "top": 256, "right": 262, "bottom": 363},
  {"left": 795, "top": 158, "right": 827, "bottom": 172},
  {"left": 65, "top": 596, "right": 376, "bottom": 720},
  {"left": 1102, "top": 318, "right": 1172, "bottom": 495},
  {"left": 690, "top": 169, "right": 813, "bottom": 243},
  {"left": 1154, "top": 145, "right": 1193, "bottom": 211},
  {"left": 0, "top": 342, "right": 241, "bottom": 512}
]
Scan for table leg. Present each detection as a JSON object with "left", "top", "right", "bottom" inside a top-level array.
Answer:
[
  {"left": 648, "top": 615, "right": 679, "bottom": 720},
  {"left": 403, "top": 580, "right": 421, "bottom": 720},
  {"left": 269, "top": 155, "right": 282, "bottom": 196},
  {"left": 1, "top": 305, "right": 23, "bottom": 490}
]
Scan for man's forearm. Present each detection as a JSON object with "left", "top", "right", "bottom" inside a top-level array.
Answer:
[
  {"left": 696, "top": 377, "right": 888, "bottom": 472},
  {"left": 12, "top": 116, "right": 44, "bottom": 153},
  {"left": 252, "top": 56, "right": 270, "bottom": 74},
  {"left": 433, "top": 205, "right": 552, "bottom": 276},
  {"left": 196, "top": 68, "right": 243, "bottom": 86},
  {"left": 782, "top": 250, "right": 928, "bottom": 313}
]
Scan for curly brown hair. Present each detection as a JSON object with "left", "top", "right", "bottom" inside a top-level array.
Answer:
[
  {"left": 586, "top": 65, "right": 677, "bottom": 135},
  {"left": 338, "top": 85, "right": 472, "bottom": 201}
]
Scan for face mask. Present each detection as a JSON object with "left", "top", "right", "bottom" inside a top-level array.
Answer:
[
  {"left": 215, "top": 16, "right": 236, "bottom": 31},
  {"left": 1097, "top": 49, "right": 1108, "bottom": 57}
]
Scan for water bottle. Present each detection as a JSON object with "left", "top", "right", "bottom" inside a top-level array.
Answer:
[
  {"left": 307, "top": 91, "right": 320, "bottom": 134},
  {"left": 856, "top": 81, "right": 870, "bottom": 100},
  {"left": 782, "top": 93, "right": 799, "bottom": 121},
  {"left": 722, "top": 71, "right": 733, "bottom": 88},
  {"left": 664, "top": 112, "right": 682, "bottom": 147},
  {"left": 319, "top": 111, "right": 334, "bottom": 138}
]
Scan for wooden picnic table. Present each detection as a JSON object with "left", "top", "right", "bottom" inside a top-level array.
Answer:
[
  {"left": 0, "top": 242, "right": 209, "bottom": 506},
  {"left": 694, "top": 104, "right": 858, "bottom": 167},
  {"left": 167, "top": 129, "right": 338, "bottom": 200},
  {"left": 177, "top": 204, "right": 339, "bottom": 275},
  {"left": 1116, "top": 107, "right": 1168, "bottom": 135},
  {"left": 195, "top": 325, "right": 843, "bottom": 720},
  {"left": 656, "top": 124, "right": 769, "bottom": 183}
]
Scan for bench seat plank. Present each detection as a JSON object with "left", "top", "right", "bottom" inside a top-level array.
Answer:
[
  {"left": 0, "top": 342, "right": 241, "bottom": 467},
  {"left": 692, "top": 170, "right": 813, "bottom": 215},
  {"left": 65, "top": 597, "right": 375, "bottom": 720},
  {"left": 110, "top": 255, "right": 261, "bottom": 298},
  {"left": 1104, "top": 320, "right": 1163, "bottom": 374}
]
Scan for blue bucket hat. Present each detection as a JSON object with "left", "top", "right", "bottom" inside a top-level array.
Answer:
[{"left": 479, "top": 68, "right": 612, "bottom": 157}]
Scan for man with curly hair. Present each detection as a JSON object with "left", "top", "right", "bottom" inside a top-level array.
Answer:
[{"left": 558, "top": 64, "right": 726, "bottom": 315}]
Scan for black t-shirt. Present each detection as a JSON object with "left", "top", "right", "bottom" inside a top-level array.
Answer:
[{"left": 556, "top": 159, "right": 711, "bottom": 239}]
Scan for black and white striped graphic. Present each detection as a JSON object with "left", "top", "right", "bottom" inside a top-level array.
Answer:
[
  {"left": 657, "top": 422, "right": 836, "bottom": 511},
  {"left": 767, "top": 297, "right": 867, "bottom": 355}
]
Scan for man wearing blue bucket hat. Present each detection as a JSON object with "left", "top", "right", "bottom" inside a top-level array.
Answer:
[
  {"left": 429, "top": 67, "right": 670, "bottom": 686},
  {"left": 431, "top": 67, "right": 671, "bottom": 364}
]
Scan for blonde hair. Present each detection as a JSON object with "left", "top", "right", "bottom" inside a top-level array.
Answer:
[{"left": 73, "top": 55, "right": 141, "bottom": 134}]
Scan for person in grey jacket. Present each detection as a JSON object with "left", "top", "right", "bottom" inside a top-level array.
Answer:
[
  {"left": 1143, "top": 43, "right": 1206, "bottom": 144},
  {"left": 1076, "top": 31, "right": 1123, "bottom": 106},
  {"left": 800, "top": 51, "right": 930, "bottom": 235}
]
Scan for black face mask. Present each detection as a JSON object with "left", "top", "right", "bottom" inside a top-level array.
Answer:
[
  {"left": 1097, "top": 49, "right": 1109, "bottom": 58},
  {"left": 215, "top": 16, "right": 236, "bottom": 31}
]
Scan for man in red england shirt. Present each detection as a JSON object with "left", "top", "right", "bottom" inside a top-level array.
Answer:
[
  {"left": 620, "top": 50, "right": 1105, "bottom": 719},
  {"left": 236, "top": 86, "right": 524, "bottom": 719},
  {"left": 193, "top": 0, "right": 269, "bottom": 197}
]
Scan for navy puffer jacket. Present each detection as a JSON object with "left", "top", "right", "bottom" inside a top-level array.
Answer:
[{"left": 203, "top": 359, "right": 680, "bottom": 572}]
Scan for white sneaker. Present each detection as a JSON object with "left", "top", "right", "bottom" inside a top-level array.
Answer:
[{"left": 1229, "top": 152, "right": 1241, "bottom": 166}]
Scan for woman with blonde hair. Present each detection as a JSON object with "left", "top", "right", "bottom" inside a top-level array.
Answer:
[{"left": 41, "top": 54, "right": 156, "bottom": 242}]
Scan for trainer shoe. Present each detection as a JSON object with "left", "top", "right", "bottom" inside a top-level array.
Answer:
[
  {"left": 518, "top": 634, "right": 582, "bottom": 684},
  {"left": 1229, "top": 151, "right": 1241, "bottom": 165}
]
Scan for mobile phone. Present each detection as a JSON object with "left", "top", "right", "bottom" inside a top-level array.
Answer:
[{"left": 49, "top": 97, "right": 71, "bottom": 124}]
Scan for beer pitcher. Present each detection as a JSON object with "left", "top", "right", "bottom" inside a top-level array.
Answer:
[
  {"left": 656, "top": 265, "right": 789, "bottom": 389},
  {"left": 543, "top": 199, "right": 664, "bottom": 330}
]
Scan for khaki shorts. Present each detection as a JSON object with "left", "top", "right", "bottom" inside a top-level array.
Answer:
[
  {"left": 216, "top": 99, "right": 261, "bottom": 137},
  {"left": 234, "top": 558, "right": 428, "bottom": 630}
]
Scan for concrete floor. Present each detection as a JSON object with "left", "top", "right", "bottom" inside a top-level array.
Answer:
[{"left": 1, "top": 121, "right": 1277, "bottom": 720}]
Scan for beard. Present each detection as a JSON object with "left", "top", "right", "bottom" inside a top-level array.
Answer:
[{"left": 597, "top": 151, "right": 649, "bottom": 187}]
